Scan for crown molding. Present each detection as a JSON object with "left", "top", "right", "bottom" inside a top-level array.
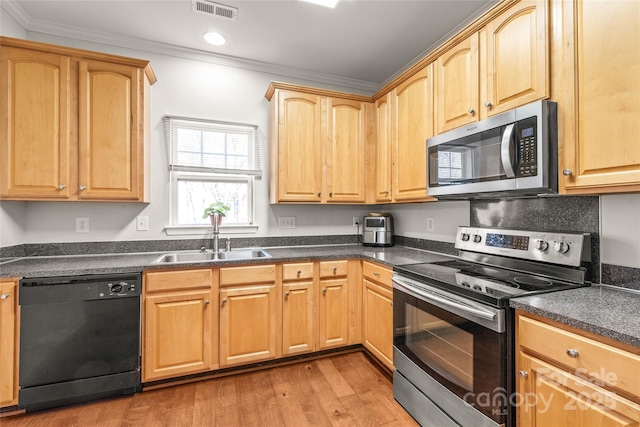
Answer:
[{"left": 1, "top": 0, "right": 380, "bottom": 94}]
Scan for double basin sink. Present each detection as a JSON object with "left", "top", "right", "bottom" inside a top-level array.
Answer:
[{"left": 154, "top": 248, "right": 271, "bottom": 264}]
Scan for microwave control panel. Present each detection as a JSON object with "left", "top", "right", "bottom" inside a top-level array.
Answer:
[{"left": 516, "top": 116, "right": 538, "bottom": 177}]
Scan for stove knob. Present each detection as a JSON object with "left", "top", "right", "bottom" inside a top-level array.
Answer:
[
  {"left": 473, "top": 234, "right": 482, "bottom": 243},
  {"left": 460, "top": 233, "right": 470, "bottom": 241},
  {"left": 535, "top": 240, "right": 549, "bottom": 251},
  {"left": 473, "top": 284, "right": 482, "bottom": 291},
  {"left": 553, "top": 241, "right": 570, "bottom": 254},
  {"left": 461, "top": 282, "right": 470, "bottom": 288}
]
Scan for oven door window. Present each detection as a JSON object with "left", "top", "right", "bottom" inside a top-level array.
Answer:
[{"left": 394, "top": 288, "right": 506, "bottom": 422}]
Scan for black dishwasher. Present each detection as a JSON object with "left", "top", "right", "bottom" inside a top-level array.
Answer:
[{"left": 19, "top": 273, "right": 142, "bottom": 412}]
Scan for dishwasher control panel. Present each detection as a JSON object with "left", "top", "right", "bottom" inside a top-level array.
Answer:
[{"left": 106, "top": 280, "right": 137, "bottom": 297}]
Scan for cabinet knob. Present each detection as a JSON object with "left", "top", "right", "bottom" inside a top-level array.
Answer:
[
  {"left": 485, "top": 101, "right": 493, "bottom": 108},
  {"left": 518, "top": 370, "right": 529, "bottom": 378},
  {"left": 374, "top": 271, "right": 380, "bottom": 276},
  {"left": 297, "top": 270, "right": 302, "bottom": 275},
  {"left": 58, "top": 184, "right": 66, "bottom": 190},
  {"left": 204, "top": 300, "right": 210, "bottom": 305},
  {"left": 221, "top": 298, "right": 227, "bottom": 305},
  {"left": 467, "top": 108, "right": 475, "bottom": 116},
  {"left": 0, "top": 293, "right": 9, "bottom": 300},
  {"left": 284, "top": 291, "right": 290, "bottom": 298},
  {"left": 79, "top": 185, "right": 86, "bottom": 191},
  {"left": 317, "top": 192, "right": 321, "bottom": 197},
  {"left": 563, "top": 169, "right": 573, "bottom": 176},
  {"left": 322, "top": 288, "right": 327, "bottom": 294},
  {"left": 329, "top": 192, "right": 333, "bottom": 197},
  {"left": 333, "top": 267, "right": 337, "bottom": 273},
  {"left": 384, "top": 190, "right": 389, "bottom": 194},
  {"left": 566, "top": 348, "right": 579, "bottom": 358}
]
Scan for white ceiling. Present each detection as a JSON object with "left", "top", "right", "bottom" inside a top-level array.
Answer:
[{"left": 4, "top": 0, "right": 497, "bottom": 92}]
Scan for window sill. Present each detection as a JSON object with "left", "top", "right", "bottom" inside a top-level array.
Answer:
[{"left": 164, "top": 224, "right": 259, "bottom": 236}]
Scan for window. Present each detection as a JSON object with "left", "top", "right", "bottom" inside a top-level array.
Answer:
[{"left": 164, "top": 117, "right": 261, "bottom": 230}]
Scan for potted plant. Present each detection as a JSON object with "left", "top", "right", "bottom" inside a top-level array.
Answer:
[{"left": 202, "top": 202, "right": 230, "bottom": 226}]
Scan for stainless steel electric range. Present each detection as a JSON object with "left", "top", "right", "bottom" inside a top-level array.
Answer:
[{"left": 392, "top": 226, "right": 592, "bottom": 427}]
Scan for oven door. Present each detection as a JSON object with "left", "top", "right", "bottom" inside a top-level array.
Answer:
[{"left": 392, "top": 274, "right": 508, "bottom": 426}]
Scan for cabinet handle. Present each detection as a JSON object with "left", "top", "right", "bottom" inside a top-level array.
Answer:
[
  {"left": 467, "top": 108, "right": 475, "bottom": 116},
  {"left": 221, "top": 298, "right": 227, "bottom": 305},
  {"left": 284, "top": 291, "right": 290, "bottom": 298},
  {"left": 0, "top": 293, "right": 10, "bottom": 300},
  {"left": 566, "top": 348, "right": 579, "bottom": 358},
  {"left": 58, "top": 184, "right": 66, "bottom": 190},
  {"left": 563, "top": 169, "right": 573, "bottom": 177},
  {"left": 485, "top": 101, "right": 493, "bottom": 108},
  {"left": 384, "top": 190, "right": 389, "bottom": 194},
  {"left": 79, "top": 185, "right": 86, "bottom": 191},
  {"left": 518, "top": 370, "right": 529, "bottom": 378}
]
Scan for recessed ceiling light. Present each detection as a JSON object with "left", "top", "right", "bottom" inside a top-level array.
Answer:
[
  {"left": 204, "top": 31, "right": 226, "bottom": 46},
  {"left": 299, "top": 0, "right": 339, "bottom": 9}
]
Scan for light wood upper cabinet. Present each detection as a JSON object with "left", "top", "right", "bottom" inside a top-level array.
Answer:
[
  {"left": 392, "top": 65, "right": 436, "bottom": 201},
  {"left": 373, "top": 93, "right": 393, "bottom": 202},
  {"left": 435, "top": 33, "right": 479, "bottom": 133},
  {"left": 266, "top": 83, "right": 371, "bottom": 204},
  {"left": 0, "top": 278, "right": 19, "bottom": 407},
  {"left": 556, "top": 0, "right": 640, "bottom": 193},
  {"left": 482, "top": 0, "right": 548, "bottom": 117},
  {"left": 0, "top": 37, "right": 155, "bottom": 202},
  {"left": 142, "top": 269, "right": 216, "bottom": 383}
]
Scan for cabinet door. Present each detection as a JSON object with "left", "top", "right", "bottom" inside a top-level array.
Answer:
[
  {"left": 78, "top": 60, "right": 145, "bottom": 201},
  {"left": 435, "top": 33, "right": 479, "bottom": 133},
  {"left": 0, "top": 47, "right": 72, "bottom": 199},
  {"left": 362, "top": 279, "right": 393, "bottom": 370},
  {"left": 326, "top": 98, "right": 366, "bottom": 203},
  {"left": 517, "top": 352, "right": 640, "bottom": 427},
  {"left": 483, "top": 0, "right": 548, "bottom": 117},
  {"left": 276, "top": 90, "right": 324, "bottom": 202},
  {"left": 0, "top": 279, "right": 18, "bottom": 407},
  {"left": 374, "top": 94, "right": 392, "bottom": 202},
  {"left": 559, "top": 0, "right": 640, "bottom": 193},
  {"left": 392, "top": 65, "right": 434, "bottom": 201},
  {"left": 282, "top": 280, "right": 315, "bottom": 356},
  {"left": 143, "top": 289, "right": 214, "bottom": 382},
  {"left": 318, "top": 278, "right": 349, "bottom": 349},
  {"left": 219, "top": 284, "right": 278, "bottom": 367}
]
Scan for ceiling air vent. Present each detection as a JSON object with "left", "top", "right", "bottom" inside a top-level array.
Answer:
[{"left": 192, "top": 0, "right": 238, "bottom": 22}]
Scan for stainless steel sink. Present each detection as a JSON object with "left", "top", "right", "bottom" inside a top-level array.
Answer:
[{"left": 153, "top": 249, "right": 271, "bottom": 263}]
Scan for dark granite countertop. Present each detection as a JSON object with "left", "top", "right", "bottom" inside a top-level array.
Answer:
[
  {"left": 510, "top": 285, "right": 640, "bottom": 348},
  {"left": 0, "top": 244, "right": 454, "bottom": 279}
]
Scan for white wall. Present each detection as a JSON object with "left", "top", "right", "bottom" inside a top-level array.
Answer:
[
  {"left": 386, "top": 201, "right": 470, "bottom": 243},
  {"left": 0, "top": 8, "right": 26, "bottom": 38},
  {"left": 601, "top": 194, "right": 640, "bottom": 268}
]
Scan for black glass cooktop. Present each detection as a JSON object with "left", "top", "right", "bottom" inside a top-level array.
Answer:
[{"left": 394, "top": 259, "right": 588, "bottom": 307}]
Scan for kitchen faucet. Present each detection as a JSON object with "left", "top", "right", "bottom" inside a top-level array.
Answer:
[{"left": 212, "top": 212, "right": 220, "bottom": 254}]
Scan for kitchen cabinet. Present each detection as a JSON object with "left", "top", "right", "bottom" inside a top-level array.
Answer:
[
  {"left": 282, "top": 262, "right": 316, "bottom": 356},
  {"left": 555, "top": 0, "right": 640, "bottom": 194},
  {"left": 0, "top": 278, "right": 19, "bottom": 407},
  {"left": 516, "top": 313, "right": 640, "bottom": 426},
  {"left": 266, "top": 83, "right": 371, "bottom": 204},
  {"left": 0, "top": 36, "right": 155, "bottom": 202},
  {"left": 219, "top": 264, "right": 279, "bottom": 367},
  {"left": 373, "top": 93, "right": 393, "bottom": 202},
  {"left": 362, "top": 262, "right": 393, "bottom": 370},
  {"left": 391, "top": 65, "right": 436, "bottom": 202},
  {"left": 142, "top": 269, "right": 216, "bottom": 382},
  {"left": 435, "top": 0, "right": 548, "bottom": 133},
  {"left": 318, "top": 260, "right": 350, "bottom": 349}
]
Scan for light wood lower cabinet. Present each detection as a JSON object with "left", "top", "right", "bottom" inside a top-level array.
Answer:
[
  {"left": 219, "top": 265, "right": 278, "bottom": 367},
  {"left": 318, "top": 260, "right": 350, "bottom": 350},
  {"left": 516, "top": 312, "right": 640, "bottom": 426},
  {"left": 282, "top": 262, "right": 316, "bottom": 356},
  {"left": 362, "top": 261, "right": 393, "bottom": 370},
  {"left": 142, "top": 269, "right": 216, "bottom": 382},
  {"left": 0, "top": 278, "right": 19, "bottom": 407}
]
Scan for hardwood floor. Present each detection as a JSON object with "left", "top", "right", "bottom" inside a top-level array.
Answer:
[{"left": 1, "top": 352, "right": 418, "bottom": 426}]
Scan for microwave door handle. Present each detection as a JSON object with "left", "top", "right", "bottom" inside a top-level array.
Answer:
[{"left": 501, "top": 123, "right": 517, "bottom": 178}]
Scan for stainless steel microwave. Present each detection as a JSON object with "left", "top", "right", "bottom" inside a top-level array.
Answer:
[{"left": 427, "top": 100, "right": 557, "bottom": 199}]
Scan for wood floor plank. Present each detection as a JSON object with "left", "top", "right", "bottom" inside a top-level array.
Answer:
[{"left": 1, "top": 352, "right": 416, "bottom": 427}]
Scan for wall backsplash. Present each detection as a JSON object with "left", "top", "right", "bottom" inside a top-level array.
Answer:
[{"left": 470, "top": 196, "right": 600, "bottom": 284}]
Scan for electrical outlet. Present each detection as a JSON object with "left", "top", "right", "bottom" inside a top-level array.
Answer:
[
  {"left": 426, "top": 217, "right": 435, "bottom": 232},
  {"left": 278, "top": 216, "right": 296, "bottom": 229},
  {"left": 76, "top": 217, "right": 90, "bottom": 233},
  {"left": 353, "top": 216, "right": 360, "bottom": 227},
  {"left": 136, "top": 216, "right": 149, "bottom": 231}
]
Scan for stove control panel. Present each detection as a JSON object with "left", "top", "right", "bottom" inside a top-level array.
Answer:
[{"left": 455, "top": 226, "right": 591, "bottom": 267}]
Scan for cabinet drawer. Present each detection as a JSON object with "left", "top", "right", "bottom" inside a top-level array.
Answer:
[
  {"left": 144, "top": 269, "right": 213, "bottom": 293},
  {"left": 518, "top": 315, "right": 640, "bottom": 399},
  {"left": 282, "top": 262, "right": 314, "bottom": 281},
  {"left": 319, "top": 260, "right": 348, "bottom": 278},
  {"left": 220, "top": 264, "right": 276, "bottom": 286},
  {"left": 362, "top": 261, "right": 392, "bottom": 287}
]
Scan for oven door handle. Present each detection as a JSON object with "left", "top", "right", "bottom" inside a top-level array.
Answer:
[
  {"left": 501, "top": 123, "right": 517, "bottom": 178},
  {"left": 393, "top": 278, "right": 496, "bottom": 321}
]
